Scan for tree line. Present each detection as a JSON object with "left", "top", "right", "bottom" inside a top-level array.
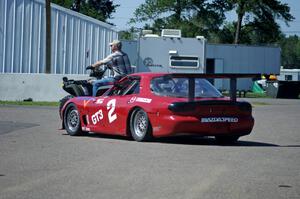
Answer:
[
  {"left": 52, "top": 0, "right": 299, "bottom": 69},
  {"left": 51, "top": 0, "right": 118, "bottom": 23}
]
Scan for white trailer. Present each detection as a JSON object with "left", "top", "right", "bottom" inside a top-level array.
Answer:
[
  {"left": 266, "top": 68, "right": 300, "bottom": 98},
  {"left": 122, "top": 30, "right": 281, "bottom": 91}
]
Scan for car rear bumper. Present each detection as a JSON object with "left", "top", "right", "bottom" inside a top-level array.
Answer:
[{"left": 151, "top": 114, "right": 254, "bottom": 137}]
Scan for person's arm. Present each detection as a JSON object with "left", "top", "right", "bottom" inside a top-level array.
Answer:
[
  {"left": 92, "top": 54, "right": 114, "bottom": 68},
  {"left": 91, "top": 60, "right": 104, "bottom": 68}
]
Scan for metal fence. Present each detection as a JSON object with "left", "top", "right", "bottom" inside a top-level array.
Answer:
[{"left": 0, "top": 0, "right": 118, "bottom": 74}]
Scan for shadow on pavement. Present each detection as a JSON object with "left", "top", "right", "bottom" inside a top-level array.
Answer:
[
  {"left": 154, "top": 136, "right": 281, "bottom": 147},
  {"left": 0, "top": 121, "right": 39, "bottom": 135},
  {"left": 156, "top": 136, "right": 300, "bottom": 147},
  {"left": 61, "top": 132, "right": 300, "bottom": 147}
]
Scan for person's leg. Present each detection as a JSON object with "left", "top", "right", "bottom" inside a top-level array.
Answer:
[
  {"left": 92, "top": 77, "right": 115, "bottom": 96},
  {"left": 92, "top": 79, "right": 103, "bottom": 96}
]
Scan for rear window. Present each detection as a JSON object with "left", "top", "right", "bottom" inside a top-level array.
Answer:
[{"left": 151, "top": 76, "right": 223, "bottom": 98}]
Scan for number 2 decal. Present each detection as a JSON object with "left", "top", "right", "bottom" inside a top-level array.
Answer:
[{"left": 107, "top": 99, "right": 117, "bottom": 123}]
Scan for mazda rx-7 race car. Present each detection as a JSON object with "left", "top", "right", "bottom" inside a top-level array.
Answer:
[{"left": 60, "top": 73, "right": 256, "bottom": 143}]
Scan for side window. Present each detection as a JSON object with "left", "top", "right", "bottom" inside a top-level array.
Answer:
[
  {"left": 109, "top": 79, "right": 140, "bottom": 96},
  {"left": 151, "top": 77, "right": 176, "bottom": 95},
  {"left": 151, "top": 76, "right": 222, "bottom": 98},
  {"left": 123, "top": 80, "right": 140, "bottom": 95}
]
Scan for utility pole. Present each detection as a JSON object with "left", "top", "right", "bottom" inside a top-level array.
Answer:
[{"left": 45, "top": 0, "right": 51, "bottom": 73}]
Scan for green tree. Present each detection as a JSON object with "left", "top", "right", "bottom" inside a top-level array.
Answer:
[
  {"left": 118, "top": 27, "right": 140, "bottom": 40},
  {"left": 51, "top": 0, "right": 73, "bottom": 8},
  {"left": 130, "top": 0, "right": 294, "bottom": 45},
  {"left": 217, "top": 20, "right": 283, "bottom": 45},
  {"left": 51, "top": 0, "right": 118, "bottom": 23},
  {"left": 130, "top": 0, "right": 229, "bottom": 39},
  {"left": 227, "top": 0, "right": 294, "bottom": 44},
  {"left": 279, "top": 35, "right": 300, "bottom": 69}
]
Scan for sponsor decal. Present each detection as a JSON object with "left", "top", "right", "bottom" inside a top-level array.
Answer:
[
  {"left": 143, "top": 57, "right": 162, "bottom": 67},
  {"left": 82, "top": 127, "right": 91, "bottom": 131},
  {"left": 201, "top": 117, "right": 238, "bottom": 123},
  {"left": 136, "top": 97, "right": 152, "bottom": 103},
  {"left": 83, "top": 99, "right": 92, "bottom": 108},
  {"left": 129, "top": 97, "right": 152, "bottom": 104},
  {"left": 95, "top": 98, "right": 104, "bottom": 104},
  {"left": 129, "top": 96, "right": 137, "bottom": 104},
  {"left": 90, "top": 99, "right": 118, "bottom": 125},
  {"left": 153, "top": 126, "right": 161, "bottom": 131},
  {"left": 91, "top": 110, "right": 104, "bottom": 125}
]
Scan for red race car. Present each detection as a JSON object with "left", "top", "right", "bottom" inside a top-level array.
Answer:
[{"left": 60, "top": 73, "right": 256, "bottom": 143}]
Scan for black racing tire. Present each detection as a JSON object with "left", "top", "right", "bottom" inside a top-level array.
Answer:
[
  {"left": 215, "top": 135, "right": 240, "bottom": 145},
  {"left": 63, "top": 103, "right": 84, "bottom": 136},
  {"left": 59, "top": 95, "right": 74, "bottom": 117},
  {"left": 130, "top": 108, "right": 152, "bottom": 142}
]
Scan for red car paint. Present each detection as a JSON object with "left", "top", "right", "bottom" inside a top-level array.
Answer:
[{"left": 60, "top": 73, "right": 254, "bottom": 139}]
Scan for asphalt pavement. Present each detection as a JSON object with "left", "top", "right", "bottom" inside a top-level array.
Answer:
[{"left": 0, "top": 99, "right": 299, "bottom": 199}]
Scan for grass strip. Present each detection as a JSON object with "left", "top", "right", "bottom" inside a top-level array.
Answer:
[
  {"left": 251, "top": 102, "right": 270, "bottom": 106},
  {"left": 0, "top": 101, "right": 59, "bottom": 106}
]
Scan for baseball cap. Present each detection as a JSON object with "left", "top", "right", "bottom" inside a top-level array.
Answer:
[{"left": 109, "top": 40, "right": 121, "bottom": 46}]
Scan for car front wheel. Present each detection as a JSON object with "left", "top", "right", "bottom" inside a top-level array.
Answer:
[
  {"left": 59, "top": 95, "right": 74, "bottom": 118},
  {"left": 64, "top": 103, "right": 84, "bottom": 136},
  {"left": 130, "top": 108, "right": 152, "bottom": 142}
]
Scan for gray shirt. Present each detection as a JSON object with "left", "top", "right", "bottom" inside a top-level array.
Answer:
[{"left": 102, "top": 50, "right": 132, "bottom": 77}]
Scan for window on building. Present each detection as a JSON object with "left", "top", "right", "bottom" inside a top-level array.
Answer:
[
  {"left": 285, "top": 75, "right": 293, "bottom": 81},
  {"left": 169, "top": 55, "right": 199, "bottom": 68}
]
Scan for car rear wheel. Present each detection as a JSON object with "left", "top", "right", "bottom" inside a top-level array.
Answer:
[
  {"left": 130, "top": 108, "right": 152, "bottom": 142},
  {"left": 215, "top": 135, "right": 239, "bottom": 145},
  {"left": 64, "top": 103, "right": 84, "bottom": 136}
]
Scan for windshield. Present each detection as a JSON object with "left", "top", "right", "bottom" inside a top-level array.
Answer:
[{"left": 151, "top": 76, "right": 223, "bottom": 98}]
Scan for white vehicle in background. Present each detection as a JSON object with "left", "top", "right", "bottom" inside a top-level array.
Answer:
[{"left": 266, "top": 68, "right": 300, "bottom": 98}]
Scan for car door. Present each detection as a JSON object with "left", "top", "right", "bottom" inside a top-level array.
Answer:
[{"left": 101, "top": 78, "right": 141, "bottom": 134}]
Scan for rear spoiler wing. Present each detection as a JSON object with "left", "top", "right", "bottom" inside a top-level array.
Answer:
[{"left": 169, "top": 73, "right": 261, "bottom": 102}]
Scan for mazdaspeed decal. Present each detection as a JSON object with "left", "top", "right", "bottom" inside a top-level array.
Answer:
[
  {"left": 129, "top": 97, "right": 137, "bottom": 104},
  {"left": 136, "top": 97, "right": 152, "bottom": 103},
  {"left": 129, "top": 97, "right": 152, "bottom": 104},
  {"left": 201, "top": 117, "right": 238, "bottom": 123}
]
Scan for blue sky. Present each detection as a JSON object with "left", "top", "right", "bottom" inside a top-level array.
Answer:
[{"left": 109, "top": 0, "right": 300, "bottom": 36}]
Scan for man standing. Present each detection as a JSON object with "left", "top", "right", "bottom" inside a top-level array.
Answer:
[{"left": 91, "top": 40, "right": 132, "bottom": 96}]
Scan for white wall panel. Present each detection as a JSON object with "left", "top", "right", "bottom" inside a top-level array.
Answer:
[{"left": 0, "top": 0, "right": 117, "bottom": 74}]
